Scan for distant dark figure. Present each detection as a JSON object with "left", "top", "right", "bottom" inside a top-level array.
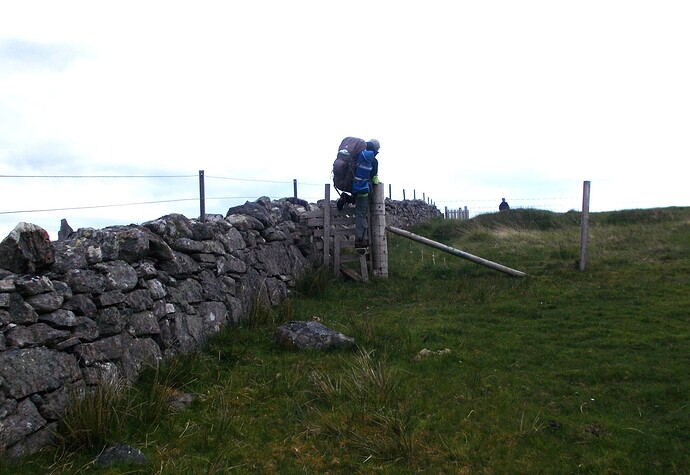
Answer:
[{"left": 499, "top": 198, "right": 510, "bottom": 211}]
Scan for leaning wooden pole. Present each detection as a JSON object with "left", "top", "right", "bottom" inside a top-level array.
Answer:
[{"left": 386, "top": 226, "right": 527, "bottom": 277}]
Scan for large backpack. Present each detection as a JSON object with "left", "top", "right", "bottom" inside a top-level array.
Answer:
[{"left": 332, "top": 136, "right": 367, "bottom": 193}]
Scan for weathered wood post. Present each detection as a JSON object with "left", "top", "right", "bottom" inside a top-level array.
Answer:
[
  {"left": 371, "top": 182, "right": 389, "bottom": 278},
  {"left": 579, "top": 180, "right": 591, "bottom": 272},
  {"left": 323, "top": 184, "right": 331, "bottom": 267},
  {"left": 199, "top": 169, "right": 206, "bottom": 222}
]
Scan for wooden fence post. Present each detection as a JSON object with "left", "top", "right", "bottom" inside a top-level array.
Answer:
[
  {"left": 198, "top": 170, "right": 206, "bottom": 222},
  {"left": 579, "top": 180, "right": 591, "bottom": 272},
  {"left": 323, "top": 184, "right": 331, "bottom": 267},
  {"left": 371, "top": 183, "right": 389, "bottom": 278}
]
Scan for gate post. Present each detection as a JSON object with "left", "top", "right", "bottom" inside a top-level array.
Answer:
[
  {"left": 323, "top": 184, "right": 331, "bottom": 267},
  {"left": 371, "top": 183, "right": 389, "bottom": 278}
]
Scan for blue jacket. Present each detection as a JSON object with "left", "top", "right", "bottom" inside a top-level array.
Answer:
[{"left": 351, "top": 150, "right": 378, "bottom": 195}]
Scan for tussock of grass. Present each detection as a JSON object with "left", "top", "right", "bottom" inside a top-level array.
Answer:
[
  {"left": 246, "top": 291, "right": 295, "bottom": 329},
  {"left": 293, "top": 264, "right": 334, "bottom": 297},
  {"left": 57, "top": 379, "right": 131, "bottom": 452},
  {"left": 345, "top": 347, "right": 400, "bottom": 406}
]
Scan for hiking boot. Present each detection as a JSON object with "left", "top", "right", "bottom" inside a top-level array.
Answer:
[
  {"left": 355, "top": 238, "right": 369, "bottom": 249},
  {"left": 336, "top": 196, "right": 345, "bottom": 211}
]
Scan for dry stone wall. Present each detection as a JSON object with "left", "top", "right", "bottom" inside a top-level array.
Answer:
[
  {"left": 385, "top": 198, "right": 443, "bottom": 228},
  {"left": 0, "top": 196, "right": 440, "bottom": 457}
]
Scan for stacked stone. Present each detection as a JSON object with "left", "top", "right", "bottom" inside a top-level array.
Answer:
[
  {"left": 0, "top": 197, "right": 314, "bottom": 457},
  {"left": 385, "top": 199, "right": 443, "bottom": 229}
]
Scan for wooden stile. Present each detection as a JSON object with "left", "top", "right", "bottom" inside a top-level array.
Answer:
[{"left": 299, "top": 184, "right": 388, "bottom": 282}]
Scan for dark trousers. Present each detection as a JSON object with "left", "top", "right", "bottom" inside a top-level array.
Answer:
[{"left": 355, "top": 193, "right": 369, "bottom": 241}]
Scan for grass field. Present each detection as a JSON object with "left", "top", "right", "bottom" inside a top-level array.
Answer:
[{"left": 2, "top": 207, "right": 689, "bottom": 474}]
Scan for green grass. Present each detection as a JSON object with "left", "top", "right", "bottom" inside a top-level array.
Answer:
[{"left": 2, "top": 207, "right": 689, "bottom": 474}]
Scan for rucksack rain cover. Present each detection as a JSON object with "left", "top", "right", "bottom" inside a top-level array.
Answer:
[{"left": 332, "top": 136, "right": 366, "bottom": 193}]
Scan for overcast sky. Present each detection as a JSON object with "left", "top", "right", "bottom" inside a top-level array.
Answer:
[{"left": 1, "top": 1, "right": 689, "bottom": 240}]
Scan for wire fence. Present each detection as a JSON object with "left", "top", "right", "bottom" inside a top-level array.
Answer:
[
  {"left": 0, "top": 173, "right": 323, "bottom": 216},
  {"left": 0, "top": 170, "right": 611, "bottom": 239}
]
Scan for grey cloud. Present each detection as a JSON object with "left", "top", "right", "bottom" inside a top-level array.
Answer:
[
  {"left": 8, "top": 141, "right": 87, "bottom": 174},
  {"left": 0, "top": 38, "right": 84, "bottom": 73}
]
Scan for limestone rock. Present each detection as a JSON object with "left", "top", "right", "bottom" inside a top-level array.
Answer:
[
  {"left": 96, "top": 443, "right": 147, "bottom": 467},
  {"left": 0, "top": 223, "right": 54, "bottom": 274},
  {"left": 0, "top": 347, "right": 81, "bottom": 399},
  {"left": 273, "top": 321, "right": 355, "bottom": 350}
]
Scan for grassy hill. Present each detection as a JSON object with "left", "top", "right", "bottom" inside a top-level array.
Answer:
[{"left": 4, "top": 207, "right": 689, "bottom": 474}]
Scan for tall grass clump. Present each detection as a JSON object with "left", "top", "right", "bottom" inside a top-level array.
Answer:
[
  {"left": 294, "top": 264, "right": 334, "bottom": 297},
  {"left": 346, "top": 347, "right": 399, "bottom": 406},
  {"left": 306, "top": 347, "right": 418, "bottom": 464},
  {"left": 132, "top": 356, "right": 200, "bottom": 429},
  {"left": 246, "top": 290, "right": 295, "bottom": 329},
  {"left": 308, "top": 347, "right": 400, "bottom": 407},
  {"left": 57, "top": 379, "right": 132, "bottom": 451}
]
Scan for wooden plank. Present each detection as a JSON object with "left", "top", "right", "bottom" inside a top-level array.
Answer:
[
  {"left": 313, "top": 227, "right": 356, "bottom": 238},
  {"left": 300, "top": 209, "right": 326, "bottom": 219},
  {"left": 340, "top": 266, "right": 362, "bottom": 282},
  {"left": 301, "top": 208, "right": 356, "bottom": 219},
  {"left": 301, "top": 207, "right": 354, "bottom": 220},
  {"left": 306, "top": 216, "right": 356, "bottom": 227},
  {"left": 359, "top": 252, "right": 369, "bottom": 283},
  {"left": 332, "top": 210, "right": 357, "bottom": 218},
  {"left": 305, "top": 219, "right": 323, "bottom": 228}
]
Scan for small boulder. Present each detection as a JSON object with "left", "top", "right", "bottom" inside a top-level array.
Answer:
[
  {"left": 96, "top": 443, "right": 147, "bottom": 467},
  {"left": 0, "top": 223, "right": 54, "bottom": 274},
  {"left": 273, "top": 321, "right": 354, "bottom": 350}
]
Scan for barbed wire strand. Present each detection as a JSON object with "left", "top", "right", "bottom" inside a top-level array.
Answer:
[
  {"left": 0, "top": 194, "right": 583, "bottom": 216},
  {"left": 205, "top": 175, "right": 323, "bottom": 186},
  {"left": 0, "top": 198, "right": 199, "bottom": 215},
  {"left": 0, "top": 194, "right": 331, "bottom": 216},
  {"left": 0, "top": 174, "right": 197, "bottom": 178},
  {"left": 0, "top": 173, "right": 324, "bottom": 186}
]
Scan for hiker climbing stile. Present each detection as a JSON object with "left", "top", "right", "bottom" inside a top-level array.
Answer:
[{"left": 352, "top": 139, "right": 380, "bottom": 248}]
